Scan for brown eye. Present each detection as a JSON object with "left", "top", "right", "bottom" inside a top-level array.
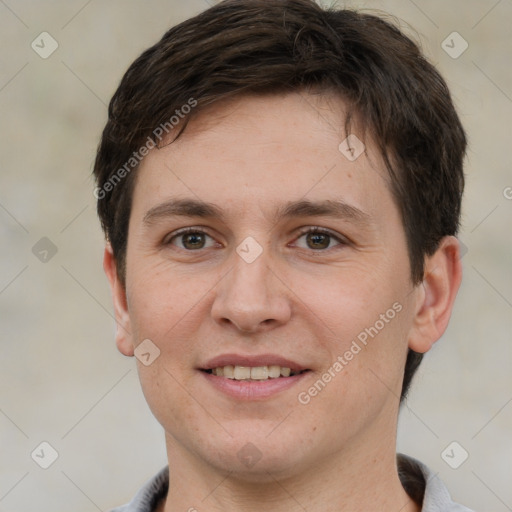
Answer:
[
  {"left": 165, "top": 228, "right": 217, "bottom": 250},
  {"left": 181, "top": 232, "right": 206, "bottom": 250},
  {"left": 307, "top": 232, "right": 330, "bottom": 249},
  {"left": 294, "top": 227, "right": 345, "bottom": 251}
]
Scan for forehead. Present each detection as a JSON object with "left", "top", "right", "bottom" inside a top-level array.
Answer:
[{"left": 131, "top": 92, "right": 394, "bottom": 226}]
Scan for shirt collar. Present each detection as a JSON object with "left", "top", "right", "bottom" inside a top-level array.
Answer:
[{"left": 114, "top": 454, "right": 474, "bottom": 512}]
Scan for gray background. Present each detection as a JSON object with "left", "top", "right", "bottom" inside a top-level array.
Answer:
[{"left": 0, "top": 0, "right": 511, "bottom": 510}]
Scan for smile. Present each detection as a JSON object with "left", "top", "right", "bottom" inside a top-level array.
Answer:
[
  {"left": 204, "top": 365, "right": 305, "bottom": 380},
  {"left": 199, "top": 354, "right": 311, "bottom": 399}
]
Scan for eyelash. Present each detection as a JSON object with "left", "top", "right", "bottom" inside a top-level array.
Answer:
[{"left": 164, "top": 226, "right": 347, "bottom": 252}]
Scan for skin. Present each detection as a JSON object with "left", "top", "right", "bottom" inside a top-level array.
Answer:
[{"left": 104, "top": 91, "right": 462, "bottom": 512}]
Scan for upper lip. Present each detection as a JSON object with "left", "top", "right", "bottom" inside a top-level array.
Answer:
[{"left": 200, "top": 354, "right": 308, "bottom": 373}]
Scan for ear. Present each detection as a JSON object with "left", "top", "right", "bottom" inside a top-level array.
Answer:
[
  {"left": 408, "top": 236, "right": 463, "bottom": 353},
  {"left": 103, "top": 243, "right": 134, "bottom": 357}
]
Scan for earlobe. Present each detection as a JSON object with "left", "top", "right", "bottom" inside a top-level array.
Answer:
[
  {"left": 103, "top": 243, "right": 134, "bottom": 357},
  {"left": 408, "top": 236, "right": 463, "bottom": 354}
]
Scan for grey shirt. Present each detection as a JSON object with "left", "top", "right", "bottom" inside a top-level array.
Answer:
[{"left": 110, "top": 453, "right": 475, "bottom": 511}]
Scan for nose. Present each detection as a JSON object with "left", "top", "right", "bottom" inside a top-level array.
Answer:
[{"left": 210, "top": 246, "right": 292, "bottom": 334}]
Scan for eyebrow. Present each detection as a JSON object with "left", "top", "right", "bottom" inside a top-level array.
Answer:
[{"left": 142, "top": 198, "right": 372, "bottom": 227}]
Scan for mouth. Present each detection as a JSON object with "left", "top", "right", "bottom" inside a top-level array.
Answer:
[
  {"left": 198, "top": 355, "right": 311, "bottom": 399},
  {"left": 202, "top": 365, "right": 308, "bottom": 380}
]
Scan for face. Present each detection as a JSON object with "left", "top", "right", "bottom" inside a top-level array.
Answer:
[{"left": 107, "top": 92, "right": 442, "bottom": 480}]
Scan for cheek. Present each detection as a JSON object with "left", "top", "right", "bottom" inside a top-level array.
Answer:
[
  {"left": 293, "top": 263, "right": 402, "bottom": 338},
  {"left": 136, "top": 362, "right": 199, "bottom": 440},
  {"left": 125, "top": 257, "right": 208, "bottom": 338},
  {"left": 302, "top": 268, "right": 413, "bottom": 396}
]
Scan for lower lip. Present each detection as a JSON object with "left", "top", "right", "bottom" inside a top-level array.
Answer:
[{"left": 200, "top": 371, "right": 310, "bottom": 400}]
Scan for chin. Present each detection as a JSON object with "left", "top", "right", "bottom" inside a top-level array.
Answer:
[
  {"left": 213, "top": 449, "right": 306, "bottom": 483},
  {"left": 193, "top": 425, "right": 313, "bottom": 482}
]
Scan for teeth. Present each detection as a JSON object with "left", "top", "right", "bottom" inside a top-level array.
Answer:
[
  {"left": 234, "top": 366, "right": 251, "bottom": 380},
  {"left": 223, "top": 365, "right": 234, "bottom": 379},
  {"left": 209, "top": 365, "right": 297, "bottom": 380},
  {"left": 268, "top": 365, "right": 281, "bottom": 378},
  {"left": 251, "top": 366, "right": 268, "bottom": 380}
]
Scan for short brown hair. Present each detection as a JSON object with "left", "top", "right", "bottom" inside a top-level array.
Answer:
[{"left": 93, "top": 0, "right": 467, "bottom": 401}]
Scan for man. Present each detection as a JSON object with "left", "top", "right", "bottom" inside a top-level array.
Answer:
[{"left": 93, "top": 0, "right": 474, "bottom": 510}]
